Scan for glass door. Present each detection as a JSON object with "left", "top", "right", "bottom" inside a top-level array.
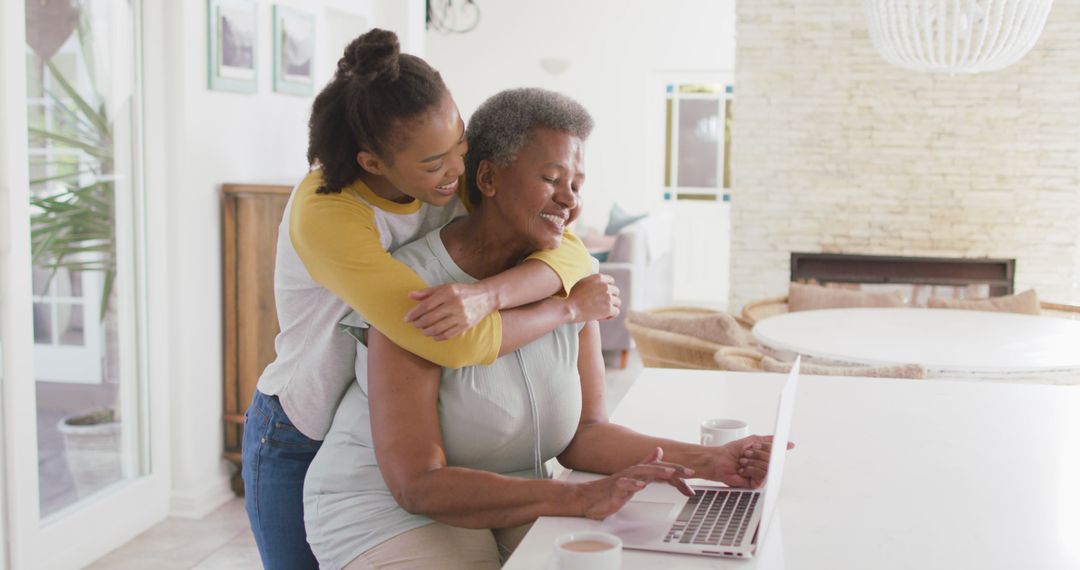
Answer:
[{"left": 1, "top": 0, "right": 167, "bottom": 567}]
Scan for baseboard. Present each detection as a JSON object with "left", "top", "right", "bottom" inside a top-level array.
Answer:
[{"left": 169, "top": 473, "right": 236, "bottom": 519}]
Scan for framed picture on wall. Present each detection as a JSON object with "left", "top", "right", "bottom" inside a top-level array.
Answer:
[
  {"left": 207, "top": 0, "right": 258, "bottom": 92},
  {"left": 273, "top": 5, "right": 315, "bottom": 96}
]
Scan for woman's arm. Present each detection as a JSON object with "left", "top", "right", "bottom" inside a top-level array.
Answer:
[
  {"left": 405, "top": 231, "right": 596, "bottom": 340},
  {"left": 405, "top": 259, "right": 568, "bottom": 340},
  {"left": 556, "top": 322, "right": 783, "bottom": 489},
  {"left": 292, "top": 177, "right": 606, "bottom": 367},
  {"left": 367, "top": 328, "right": 677, "bottom": 528},
  {"left": 493, "top": 273, "right": 619, "bottom": 357}
]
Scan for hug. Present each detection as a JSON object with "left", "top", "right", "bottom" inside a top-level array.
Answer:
[{"left": 243, "top": 28, "right": 785, "bottom": 570}]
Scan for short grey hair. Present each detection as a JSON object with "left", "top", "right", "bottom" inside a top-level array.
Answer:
[{"left": 465, "top": 88, "right": 594, "bottom": 204}]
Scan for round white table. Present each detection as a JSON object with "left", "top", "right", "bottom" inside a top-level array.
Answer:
[{"left": 751, "top": 307, "right": 1080, "bottom": 377}]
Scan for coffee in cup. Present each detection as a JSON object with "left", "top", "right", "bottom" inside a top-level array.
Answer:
[
  {"left": 563, "top": 538, "right": 615, "bottom": 552},
  {"left": 554, "top": 531, "right": 621, "bottom": 570}
]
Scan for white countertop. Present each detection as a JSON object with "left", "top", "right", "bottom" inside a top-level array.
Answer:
[
  {"left": 752, "top": 308, "right": 1080, "bottom": 375},
  {"left": 503, "top": 369, "right": 1080, "bottom": 570}
]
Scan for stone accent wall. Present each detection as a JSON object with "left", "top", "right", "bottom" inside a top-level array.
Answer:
[{"left": 731, "top": 1, "right": 1080, "bottom": 309}]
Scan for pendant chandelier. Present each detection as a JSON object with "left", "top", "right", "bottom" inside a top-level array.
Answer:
[{"left": 864, "top": 0, "right": 1054, "bottom": 74}]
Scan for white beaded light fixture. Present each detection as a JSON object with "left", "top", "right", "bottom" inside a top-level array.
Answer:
[{"left": 865, "top": 0, "right": 1054, "bottom": 74}]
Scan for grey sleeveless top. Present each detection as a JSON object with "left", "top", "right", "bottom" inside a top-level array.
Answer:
[{"left": 303, "top": 226, "right": 585, "bottom": 570}]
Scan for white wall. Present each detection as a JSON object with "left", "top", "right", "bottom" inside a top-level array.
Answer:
[
  {"left": 425, "top": 0, "right": 736, "bottom": 304},
  {"left": 152, "top": 0, "right": 426, "bottom": 517},
  {"left": 730, "top": 0, "right": 1080, "bottom": 309}
]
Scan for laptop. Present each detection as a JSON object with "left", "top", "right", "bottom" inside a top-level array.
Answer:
[{"left": 601, "top": 357, "right": 800, "bottom": 559}]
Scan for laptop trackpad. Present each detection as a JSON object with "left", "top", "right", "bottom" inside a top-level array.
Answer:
[{"left": 601, "top": 501, "right": 676, "bottom": 544}]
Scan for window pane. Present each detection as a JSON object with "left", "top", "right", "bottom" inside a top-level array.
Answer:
[
  {"left": 677, "top": 99, "right": 720, "bottom": 188},
  {"left": 33, "top": 303, "right": 53, "bottom": 344},
  {"left": 57, "top": 303, "right": 85, "bottom": 346},
  {"left": 32, "top": 265, "right": 51, "bottom": 296}
]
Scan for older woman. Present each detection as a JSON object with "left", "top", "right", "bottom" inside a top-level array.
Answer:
[{"left": 303, "top": 88, "right": 784, "bottom": 570}]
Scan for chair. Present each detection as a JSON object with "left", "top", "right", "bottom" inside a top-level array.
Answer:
[
  {"left": 740, "top": 295, "right": 789, "bottom": 326},
  {"left": 626, "top": 306, "right": 754, "bottom": 370},
  {"left": 625, "top": 322, "right": 724, "bottom": 369},
  {"left": 742, "top": 282, "right": 908, "bottom": 326},
  {"left": 760, "top": 355, "right": 927, "bottom": 379},
  {"left": 1040, "top": 301, "right": 1080, "bottom": 320},
  {"left": 714, "top": 346, "right": 766, "bottom": 372},
  {"left": 712, "top": 345, "right": 928, "bottom": 379}
]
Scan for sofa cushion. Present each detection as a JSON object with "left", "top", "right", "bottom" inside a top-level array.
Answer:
[
  {"left": 926, "top": 288, "right": 1040, "bottom": 315},
  {"left": 628, "top": 309, "right": 751, "bottom": 347},
  {"left": 788, "top": 282, "right": 906, "bottom": 312}
]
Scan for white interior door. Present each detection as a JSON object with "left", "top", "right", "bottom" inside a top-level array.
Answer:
[
  {"left": 1, "top": 1, "right": 169, "bottom": 568},
  {"left": 647, "top": 72, "right": 734, "bottom": 308}
]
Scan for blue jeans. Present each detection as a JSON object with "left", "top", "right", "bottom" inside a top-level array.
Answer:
[{"left": 243, "top": 390, "right": 322, "bottom": 570}]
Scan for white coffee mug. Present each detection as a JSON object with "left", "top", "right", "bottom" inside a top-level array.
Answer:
[
  {"left": 553, "top": 531, "right": 622, "bottom": 570},
  {"left": 700, "top": 418, "right": 749, "bottom": 446}
]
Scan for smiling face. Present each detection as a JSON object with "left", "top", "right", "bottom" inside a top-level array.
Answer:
[
  {"left": 483, "top": 127, "right": 585, "bottom": 251},
  {"left": 357, "top": 92, "right": 467, "bottom": 206}
]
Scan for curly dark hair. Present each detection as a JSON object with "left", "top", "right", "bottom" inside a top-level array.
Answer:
[{"left": 307, "top": 29, "right": 448, "bottom": 194}]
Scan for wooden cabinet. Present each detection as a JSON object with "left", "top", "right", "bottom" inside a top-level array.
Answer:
[{"left": 221, "top": 183, "right": 292, "bottom": 494}]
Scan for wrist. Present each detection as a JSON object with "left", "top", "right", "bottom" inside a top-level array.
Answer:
[
  {"left": 480, "top": 280, "right": 504, "bottom": 312},
  {"left": 559, "top": 297, "right": 579, "bottom": 324},
  {"left": 570, "top": 481, "right": 588, "bottom": 517},
  {"left": 682, "top": 447, "right": 722, "bottom": 479},
  {"left": 548, "top": 480, "right": 586, "bottom": 517}
]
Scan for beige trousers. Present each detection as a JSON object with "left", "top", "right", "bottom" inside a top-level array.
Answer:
[{"left": 343, "top": 522, "right": 533, "bottom": 570}]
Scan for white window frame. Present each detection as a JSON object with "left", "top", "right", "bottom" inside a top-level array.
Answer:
[
  {"left": 1, "top": 0, "right": 172, "bottom": 567},
  {"left": 662, "top": 81, "right": 734, "bottom": 203}
]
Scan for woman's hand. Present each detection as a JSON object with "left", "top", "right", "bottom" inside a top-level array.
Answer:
[
  {"left": 406, "top": 283, "right": 495, "bottom": 340},
  {"left": 699, "top": 435, "right": 795, "bottom": 489},
  {"left": 566, "top": 273, "right": 621, "bottom": 323},
  {"left": 577, "top": 448, "right": 694, "bottom": 520}
]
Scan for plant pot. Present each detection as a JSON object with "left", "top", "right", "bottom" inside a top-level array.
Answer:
[{"left": 57, "top": 411, "right": 121, "bottom": 498}]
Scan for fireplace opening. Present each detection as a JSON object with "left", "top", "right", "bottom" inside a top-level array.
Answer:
[{"left": 790, "top": 253, "right": 1015, "bottom": 306}]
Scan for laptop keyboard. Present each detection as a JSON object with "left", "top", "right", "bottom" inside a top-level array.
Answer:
[{"left": 663, "top": 489, "right": 759, "bottom": 547}]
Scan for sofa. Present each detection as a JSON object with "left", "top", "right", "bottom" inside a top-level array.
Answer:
[{"left": 592, "top": 212, "right": 675, "bottom": 366}]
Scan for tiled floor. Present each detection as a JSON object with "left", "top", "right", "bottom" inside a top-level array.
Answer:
[{"left": 87, "top": 352, "right": 644, "bottom": 569}]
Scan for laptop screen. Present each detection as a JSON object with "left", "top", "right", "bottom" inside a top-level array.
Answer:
[{"left": 756, "top": 356, "right": 800, "bottom": 542}]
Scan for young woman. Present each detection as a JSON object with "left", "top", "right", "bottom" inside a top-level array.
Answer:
[
  {"left": 242, "top": 31, "right": 614, "bottom": 569},
  {"left": 304, "top": 88, "right": 787, "bottom": 570}
]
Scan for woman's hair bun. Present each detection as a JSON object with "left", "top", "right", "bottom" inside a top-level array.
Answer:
[{"left": 338, "top": 28, "right": 401, "bottom": 83}]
